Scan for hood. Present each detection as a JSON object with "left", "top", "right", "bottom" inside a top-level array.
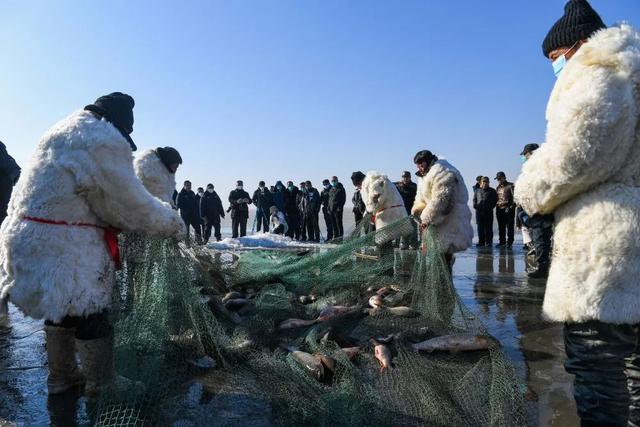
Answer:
[{"left": 576, "top": 24, "right": 640, "bottom": 72}]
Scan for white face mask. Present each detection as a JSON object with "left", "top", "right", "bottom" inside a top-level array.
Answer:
[
  {"left": 207, "top": 188, "right": 214, "bottom": 193},
  {"left": 237, "top": 186, "right": 243, "bottom": 191}
]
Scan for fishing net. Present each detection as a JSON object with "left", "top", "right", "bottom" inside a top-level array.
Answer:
[{"left": 93, "top": 216, "right": 526, "bottom": 426}]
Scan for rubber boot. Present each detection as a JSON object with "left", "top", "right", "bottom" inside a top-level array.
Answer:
[
  {"left": 45, "top": 325, "right": 85, "bottom": 395},
  {"left": 76, "top": 336, "right": 112, "bottom": 398}
]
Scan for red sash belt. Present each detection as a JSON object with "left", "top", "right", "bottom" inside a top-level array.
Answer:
[
  {"left": 22, "top": 216, "right": 122, "bottom": 270},
  {"left": 371, "top": 205, "right": 405, "bottom": 224}
]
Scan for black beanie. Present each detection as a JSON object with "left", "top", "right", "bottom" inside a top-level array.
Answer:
[
  {"left": 542, "top": 0, "right": 606, "bottom": 58},
  {"left": 413, "top": 150, "right": 437, "bottom": 165},
  {"left": 155, "top": 147, "right": 182, "bottom": 173},
  {"left": 85, "top": 92, "right": 137, "bottom": 151},
  {"left": 351, "top": 171, "right": 366, "bottom": 185}
]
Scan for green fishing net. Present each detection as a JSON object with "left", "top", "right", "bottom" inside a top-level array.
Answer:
[{"left": 94, "top": 216, "right": 525, "bottom": 426}]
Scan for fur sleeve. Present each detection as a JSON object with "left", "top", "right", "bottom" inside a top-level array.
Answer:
[
  {"left": 421, "top": 168, "right": 457, "bottom": 226},
  {"left": 411, "top": 178, "right": 426, "bottom": 215},
  {"left": 72, "top": 141, "right": 184, "bottom": 238},
  {"left": 514, "top": 64, "right": 637, "bottom": 215}
]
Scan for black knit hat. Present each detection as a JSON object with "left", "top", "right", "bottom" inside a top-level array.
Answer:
[
  {"left": 520, "top": 143, "right": 540, "bottom": 155},
  {"left": 351, "top": 171, "right": 366, "bottom": 186},
  {"left": 155, "top": 147, "right": 182, "bottom": 173},
  {"left": 85, "top": 92, "right": 137, "bottom": 151},
  {"left": 413, "top": 150, "right": 436, "bottom": 165},
  {"left": 542, "top": 0, "right": 606, "bottom": 58}
]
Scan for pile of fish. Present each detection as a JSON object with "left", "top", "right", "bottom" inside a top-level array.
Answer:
[{"left": 201, "top": 282, "right": 499, "bottom": 384}]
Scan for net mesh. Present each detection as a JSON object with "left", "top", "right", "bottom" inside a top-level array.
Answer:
[{"left": 92, "top": 216, "right": 526, "bottom": 426}]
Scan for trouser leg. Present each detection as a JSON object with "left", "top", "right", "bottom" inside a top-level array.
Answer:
[
  {"left": 496, "top": 209, "right": 506, "bottom": 244},
  {"left": 531, "top": 225, "right": 552, "bottom": 271},
  {"left": 255, "top": 212, "right": 262, "bottom": 232},
  {"left": 564, "top": 321, "right": 637, "bottom": 426},
  {"left": 203, "top": 223, "right": 212, "bottom": 243},
  {"left": 485, "top": 214, "right": 494, "bottom": 245},
  {"left": 300, "top": 214, "right": 307, "bottom": 240},
  {"left": 238, "top": 218, "right": 246, "bottom": 237},
  {"left": 43, "top": 321, "right": 84, "bottom": 394},
  {"left": 213, "top": 221, "right": 222, "bottom": 241},
  {"left": 183, "top": 219, "right": 191, "bottom": 242},
  {"left": 507, "top": 210, "right": 515, "bottom": 245},
  {"left": 313, "top": 214, "right": 320, "bottom": 242},
  {"left": 232, "top": 217, "right": 239, "bottom": 238},
  {"left": 324, "top": 212, "right": 333, "bottom": 241},
  {"left": 476, "top": 213, "right": 485, "bottom": 245}
]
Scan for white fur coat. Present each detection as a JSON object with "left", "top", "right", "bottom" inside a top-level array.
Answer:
[
  {"left": 134, "top": 149, "right": 176, "bottom": 203},
  {"left": 514, "top": 25, "right": 640, "bottom": 324},
  {"left": 361, "top": 171, "right": 410, "bottom": 245},
  {"left": 0, "top": 111, "right": 185, "bottom": 322},
  {"left": 411, "top": 159, "right": 473, "bottom": 254}
]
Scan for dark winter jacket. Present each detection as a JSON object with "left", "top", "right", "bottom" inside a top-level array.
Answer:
[
  {"left": 473, "top": 187, "right": 498, "bottom": 213},
  {"left": 328, "top": 183, "right": 346, "bottom": 213},
  {"left": 272, "top": 181, "right": 286, "bottom": 212},
  {"left": 177, "top": 189, "right": 200, "bottom": 222},
  {"left": 229, "top": 188, "right": 252, "bottom": 219},
  {"left": 321, "top": 186, "right": 331, "bottom": 214},
  {"left": 200, "top": 190, "right": 225, "bottom": 223},
  {"left": 352, "top": 189, "right": 366, "bottom": 216},
  {"left": 496, "top": 181, "right": 515, "bottom": 210},
  {"left": 517, "top": 207, "right": 554, "bottom": 230},
  {"left": 284, "top": 186, "right": 299, "bottom": 214},
  {"left": 300, "top": 188, "right": 321, "bottom": 217},
  {"left": 0, "top": 142, "right": 20, "bottom": 222},
  {"left": 395, "top": 181, "right": 417, "bottom": 215},
  {"left": 252, "top": 187, "right": 274, "bottom": 214}
]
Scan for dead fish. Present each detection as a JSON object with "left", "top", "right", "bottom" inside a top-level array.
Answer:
[
  {"left": 224, "top": 298, "right": 249, "bottom": 311},
  {"left": 282, "top": 345, "right": 326, "bottom": 382},
  {"left": 227, "top": 339, "right": 255, "bottom": 352},
  {"left": 318, "top": 305, "right": 359, "bottom": 322},
  {"left": 384, "top": 291, "right": 407, "bottom": 306},
  {"left": 278, "top": 318, "right": 318, "bottom": 329},
  {"left": 411, "top": 334, "right": 497, "bottom": 353},
  {"left": 314, "top": 353, "right": 336, "bottom": 374},
  {"left": 336, "top": 346, "right": 361, "bottom": 360},
  {"left": 368, "top": 295, "right": 385, "bottom": 308},
  {"left": 371, "top": 340, "right": 392, "bottom": 372},
  {"left": 366, "top": 306, "right": 419, "bottom": 318},
  {"left": 375, "top": 286, "right": 393, "bottom": 296},
  {"left": 222, "top": 291, "right": 243, "bottom": 303},
  {"left": 298, "top": 295, "right": 317, "bottom": 305}
]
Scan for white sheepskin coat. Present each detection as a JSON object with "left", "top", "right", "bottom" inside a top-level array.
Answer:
[
  {"left": 514, "top": 25, "right": 640, "bottom": 324},
  {"left": 134, "top": 149, "right": 176, "bottom": 203},
  {"left": 411, "top": 159, "right": 473, "bottom": 254},
  {"left": 361, "top": 171, "right": 411, "bottom": 245},
  {"left": 0, "top": 111, "right": 185, "bottom": 322}
]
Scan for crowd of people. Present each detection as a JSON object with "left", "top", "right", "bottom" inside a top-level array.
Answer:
[
  {"left": 0, "top": 1, "right": 638, "bottom": 425},
  {"left": 472, "top": 143, "right": 553, "bottom": 279},
  {"left": 169, "top": 171, "right": 420, "bottom": 245}
]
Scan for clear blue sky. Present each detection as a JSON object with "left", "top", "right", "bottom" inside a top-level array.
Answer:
[{"left": 0, "top": 1, "right": 638, "bottom": 202}]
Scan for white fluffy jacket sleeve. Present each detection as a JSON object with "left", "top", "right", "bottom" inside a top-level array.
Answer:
[
  {"left": 61, "top": 136, "right": 184, "bottom": 238},
  {"left": 515, "top": 61, "right": 637, "bottom": 215},
  {"left": 419, "top": 167, "right": 456, "bottom": 226}
]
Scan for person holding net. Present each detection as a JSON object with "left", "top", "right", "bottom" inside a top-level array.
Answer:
[
  {"left": 410, "top": 149, "right": 473, "bottom": 271},
  {"left": 0, "top": 93, "right": 185, "bottom": 397}
]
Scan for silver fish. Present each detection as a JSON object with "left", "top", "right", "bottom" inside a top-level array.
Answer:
[
  {"left": 278, "top": 318, "right": 318, "bottom": 329},
  {"left": 318, "top": 305, "right": 359, "bottom": 322},
  {"left": 222, "top": 291, "right": 243, "bottom": 304},
  {"left": 282, "top": 345, "right": 327, "bottom": 382},
  {"left": 366, "top": 306, "right": 419, "bottom": 318},
  {"left": 369, "top": 295, "right": 385, "bottom": 308},
  {"left": 411, "top": 334, "right": 496, "bottom": 353}
]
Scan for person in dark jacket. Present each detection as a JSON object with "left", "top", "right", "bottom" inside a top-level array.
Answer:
[
  {"left": 195, "top": 187, "right": 205, "bottom": 238},
  {"left": 228, "top": 180, "right": 252, "bottom": 238},
  {"left": 351, "top": 171, "right": 367, "bottom": 226},
  {"left": 171, "top": 189, "right": 178, "bottom": 210},
  {"left": 473, "top": 177, "right": 498, "bottom": 247},
  {"left": 200, "top": 183, "right": 225, "bottom": 243},
  {"left": 284, "top": 181, "right": 300, "bottom": 239},
  {"left": 297, "top": 182, "right": 307, "bottom": 241},
  {"left": 495, "top": 171, "right": 516, "bottom": 248},
  {"left": 301, "top": 181, "right": 321, "bottom": 242},
  {"left": 328, "top": 176, "right": 346, "bottom": 239},
  {"left": 320, "top": 179, "right": 334, "bottom": 241},
  {"left": 472, "top": 176, "right": 482, "bottom": 193},
  {"left": 177, "top": 180, "right": 202, "bottom": 244},
  {"left": 252, "top": 181, "right": 273, "bottom": 233},
  {"left": 0, "top": 142, "right": 21, "bottom": 225},
  {"left": 272, "top": 181, "right": 286, "bottom": 213},
  {"left": 395, "top": 171, "right": 417, "bottom": 215}
]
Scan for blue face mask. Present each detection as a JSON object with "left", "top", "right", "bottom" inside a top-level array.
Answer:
[
  {"left": 331, "top": 181, "right": 337, "bottom": 188},
  {"left": 520, "top": 155, "right": 527, "bottom": 163},
  {"left": 552, "top": 55, "right": 566, "bottom": 78}
]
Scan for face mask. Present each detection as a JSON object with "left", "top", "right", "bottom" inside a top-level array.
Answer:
[
  {"left": 259, "top": 186, "right": 265, "bottom": 190},
  {"left": 288, "top": 185, "right": 293, "bottom": 191},
  {"left": 207, "top": 188, "right": 214, "bottom": 193},
  {"left": 331, "top": 181, "right": 337, "bottom": 187},
  {"left": 324, "top": 184, "right": 330, "bottom": 190},
  {"left": 198, "top": 191, "right": 204, "bottom": 196},
  {"left": 237, "top": 186, "right": 243, "bottom": 190},
  {"left": 520, "top": 155, "right": 527, "bottom": 163},
  {"left": 552, "top": 41, "right": 579, "bottom": 78}
]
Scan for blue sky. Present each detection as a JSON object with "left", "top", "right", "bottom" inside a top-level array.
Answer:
[{"left": 0, "top": 1, "right": 638, "bottom": 202}]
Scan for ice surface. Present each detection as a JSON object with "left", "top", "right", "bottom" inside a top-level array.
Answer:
[{"left": 207, "top": 233, "right": 332, "bottom": 250}]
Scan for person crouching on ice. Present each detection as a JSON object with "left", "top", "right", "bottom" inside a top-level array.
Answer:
[
  {"left": 410, "top": 150, "right": 473, "bottom": 272},
  {"left": 269, "top": 205, "right": 288, "bottom": 235},
  {"left": 0, "top": 92, "right": 185, "bottom": 397}
]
